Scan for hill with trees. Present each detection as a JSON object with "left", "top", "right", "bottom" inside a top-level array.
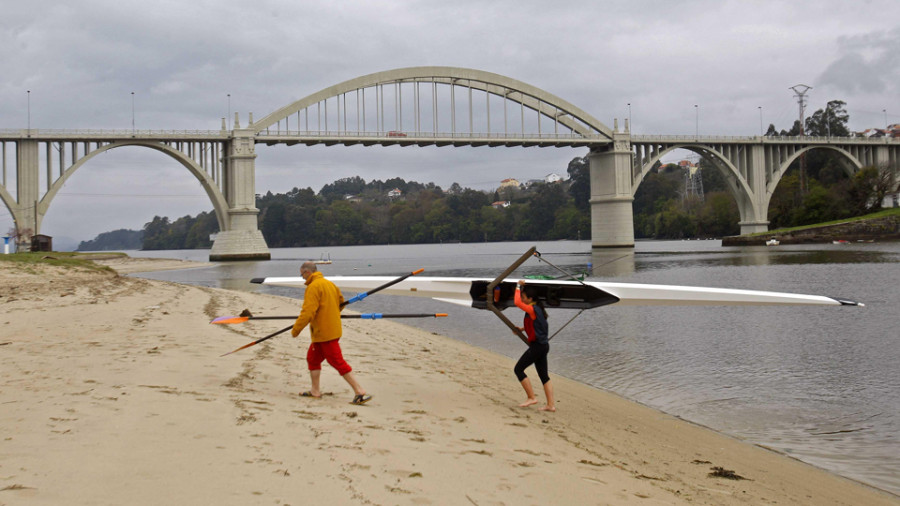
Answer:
[{"left": 76, "top": 229, "right": 143, "bottom": 251}]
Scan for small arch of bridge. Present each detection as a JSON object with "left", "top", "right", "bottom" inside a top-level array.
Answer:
[
  {"left": 39, "top": 142, "right": 230, "bottom": 232},
  {"left": 0, "top": 185, "right": 16, "bottom": 226},
  {"left": 761, "top": 144, "right": 868, "bottom": 213},
  {"left": 0, "top": 138, "right": 231, "bottom": 242},
  {"left": 633, "top": 143, "right": 763, "bottom": 224}
]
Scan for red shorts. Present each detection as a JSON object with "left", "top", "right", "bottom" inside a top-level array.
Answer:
[{"left": 307, "top": 339, "right": 352, "bottom": 376}]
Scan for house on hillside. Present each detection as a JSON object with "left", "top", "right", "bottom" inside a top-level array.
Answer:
[
  {"left": 387, "top": 188, "right": 403, "bottom": 198},
  {"left": 500, "top": 178, "right": 520, "bottom": 189},
  {"left": 545, "top": 173, "right": 563, "bottom": 183},
  {"left": 492, "top": 200, "right": 510, "bottom": 209}
]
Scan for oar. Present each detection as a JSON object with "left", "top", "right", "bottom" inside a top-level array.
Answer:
[
  {"left": 220, "top": 324, "right": 294, "bottom": 357},
  {"left": 220, "top": 268, "right": 426, "bottom": 357},
  {"left": 212, "top": 313, "right": 447, "bottom": 324},
  {"left": 345, "top": 313, "right": 447, "bottom": 319},
  {"left": 341, "top": 268, "right": 425, "bottom": 305}
]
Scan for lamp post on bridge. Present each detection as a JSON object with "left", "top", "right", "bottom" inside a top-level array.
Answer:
[
  {"left": 131, "top": 92, "right": 135, "bottom": 134},
  {"left": 885, "top": 109, "right": 889, "bottom": 130},
  {"left": 627, "top": 102, "right": 632, "bottom": 133},
  {"left": 228, "top": 94, "right": 231, "bottom": 128},
  {"left": 27, "top": 90, "right": 31, "bottom": 135},
  {"left": 694, "top": 104, "right": 699, "bottom": 138},
  {"left": 759, "top": 106, "right": 763, "bottom": 136}
]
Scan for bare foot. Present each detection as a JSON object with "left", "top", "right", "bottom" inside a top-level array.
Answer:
[
  {"left": 519, "top": 398, "right": 538, "bottom": 407},
  {"left": 539, "top": 405, "right": 556, "bottom": 412}
]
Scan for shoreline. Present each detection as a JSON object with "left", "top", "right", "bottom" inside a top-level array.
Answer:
[
  {"left": 722, "top": 211, "right": 900, "bottom": 246},
  {"left": 2, "top": 257, "right": 898, "bottom": 505}
]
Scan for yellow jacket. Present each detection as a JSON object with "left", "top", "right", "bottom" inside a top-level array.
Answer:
[{"left": 291, "top": 271, "right": 345, "bottom": 343}]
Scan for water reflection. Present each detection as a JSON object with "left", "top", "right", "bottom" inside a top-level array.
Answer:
[{"left": 589, "top": 248, "right": 635, "bottom": 277}]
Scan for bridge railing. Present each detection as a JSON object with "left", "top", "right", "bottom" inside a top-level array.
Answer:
[
  {"left": 631, "top": 134, "right": 898, "bottom": 144},
  {"left": 255, "top": 129, "right": 608, "bottom": 141},
  {"left": 0, "top": 128, "right": 229, "bottom": 139}
]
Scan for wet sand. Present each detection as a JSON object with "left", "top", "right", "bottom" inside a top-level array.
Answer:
[{"left": 1, "top": 257, "right": 897, "bottom": 505}]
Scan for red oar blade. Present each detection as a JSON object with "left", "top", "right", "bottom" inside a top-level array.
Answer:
[
  {"left": 220, "top": 324, "right": 294, "bottom": 357},
  {"left": 210, "top": 316, "right": 251, "bottom": 324},
  {"left": 220, "top": 340, "right": 259, "bottom": 357}
]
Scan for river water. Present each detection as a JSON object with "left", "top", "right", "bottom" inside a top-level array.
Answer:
[{"left": 127, "top": 240, "right": 900, "bottom": 495}]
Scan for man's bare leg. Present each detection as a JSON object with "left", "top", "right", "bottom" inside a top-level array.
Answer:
[
  {"left": 341, "top": 371, "right": 365, "bottom": 396},
  {"left": 306, "top": 369, "right": 322, "bottom": 397}
]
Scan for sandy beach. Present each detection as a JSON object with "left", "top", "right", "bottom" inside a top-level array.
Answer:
[{"left": 1, "top": 257, "right": 897, "bottom": 505}]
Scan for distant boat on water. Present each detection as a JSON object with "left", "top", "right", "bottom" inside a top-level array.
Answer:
[{"left": 766, "top": 238, "right": 780, "bottom": 246}]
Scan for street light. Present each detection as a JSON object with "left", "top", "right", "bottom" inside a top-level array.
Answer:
[
  {"left": 885, "top": 109, "right": 889, "bottom": 130},
  {"left": 694, "top": 104, "right": 699, "bottom": 137},
  {"left": 627, "top": 102, "right": 632, "bottom": 132},
  {"left": 27, "top": 90, "right": 31, "bottom": 133},
  {"left": 131, "top": 92, "right": 135, "bottom": 134},
  {"left": 758, "top": 106, "right": 763, "bottom": 136},
  {"left": 227, "top": 94, "right": 231, "bottom": 128}
]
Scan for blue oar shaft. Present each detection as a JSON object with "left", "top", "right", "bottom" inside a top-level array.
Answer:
[{"left": 341, "top": 268, "right": 425, "bottom": 307}]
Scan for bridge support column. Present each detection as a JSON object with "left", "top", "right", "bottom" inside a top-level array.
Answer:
[
  {"left": 15, "top": 140, "right": 40, "bottom": 249},
  {"left": 209, "top": 130, "right": 271, "bottom": 261},
  {"left": 737, "top": 145, "right": 770, "bottom": 235},
  {"left": 588, "top": 133, "right": 634, "bottom": 248}
]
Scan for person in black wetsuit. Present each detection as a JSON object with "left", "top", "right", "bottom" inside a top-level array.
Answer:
[{"left": 512, "top": 280, "right": 556, "bottom": 412}]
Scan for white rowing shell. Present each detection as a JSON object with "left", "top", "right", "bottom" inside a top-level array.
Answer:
[{"left": 252, "top": 276, "right": 863, "bottom": 308}]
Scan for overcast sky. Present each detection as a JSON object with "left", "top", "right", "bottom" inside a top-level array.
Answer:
[{"left": 2, "top": 0, "right": 898, "bottom": 249}]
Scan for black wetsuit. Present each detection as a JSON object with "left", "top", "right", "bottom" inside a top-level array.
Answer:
[{"left": 513, "top": 290, "right": 550, "bottom": 384}]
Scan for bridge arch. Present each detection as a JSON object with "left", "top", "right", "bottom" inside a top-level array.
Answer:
[
  {"left": 0, "top": 184, "right": 21, "bottom": 233},
  {"left": 633, "top": 144, "right": 760, "bottom": 221},
  {"left": 253, "top": 66, "right": 614, "bottom": 139},
  {"left": 39, "top": 141, "right": 229, "bottom": 233},
  {"left": 764, "top": 145, "right": 865, "bottom": 210}
]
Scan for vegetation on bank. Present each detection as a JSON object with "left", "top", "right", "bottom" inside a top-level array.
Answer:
[
  {"left": 742, "top": 207, "right": 900, "bottom": 237},
  {"left": 77, "top": 229, "right": 143, "bottom": 251},
  {"left": 0, "top": 251, "right": 122, "bottom": 273},
  {"left": 85, "top": 156, "right": 744, "bottom": 250}
]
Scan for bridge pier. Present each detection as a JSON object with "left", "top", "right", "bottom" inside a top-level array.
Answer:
[
  {"left": 14, "top": 140, "right": 41, "bottom": 249},
  {"left": 588, "top": 132, "right": 635, "bottom": 248},
  {"left": 209, "top": 129, "right": 270, "bottom": 261},
  {"left": 738, "top": 144, "right": 770, "bottom": 235}
]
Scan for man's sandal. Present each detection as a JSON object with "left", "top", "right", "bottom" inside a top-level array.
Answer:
[{"left": 350, "top": 394, "right": 372, "bottom": 405}]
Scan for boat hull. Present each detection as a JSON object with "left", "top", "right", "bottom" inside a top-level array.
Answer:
[{"left": 251, "top": 276, "right": 863, "bottom": 308}]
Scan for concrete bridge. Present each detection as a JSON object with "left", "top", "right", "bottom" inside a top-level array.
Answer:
[{"left": 2, "top": 67, "right": 898, "bottom": 260}]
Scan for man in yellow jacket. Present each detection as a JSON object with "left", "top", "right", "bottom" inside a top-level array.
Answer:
[{"left": 291, "top": 262, "right": 371, "bottom": 405}]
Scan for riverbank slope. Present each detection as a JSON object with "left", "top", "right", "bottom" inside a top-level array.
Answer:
[
  {"left": 1, "top": 257, "right": 897, "bottom": 505},
  {"left": 723, "top": 208, "right": 900, "bottom": 245}
]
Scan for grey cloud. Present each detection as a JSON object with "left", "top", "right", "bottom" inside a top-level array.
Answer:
[{"left": 819, "top": 28, "right": 900, "bottom": 95}]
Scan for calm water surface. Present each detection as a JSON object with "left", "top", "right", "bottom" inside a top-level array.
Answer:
[{"left": 128, "top": 240, "right": 900, "bottom": 495}]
